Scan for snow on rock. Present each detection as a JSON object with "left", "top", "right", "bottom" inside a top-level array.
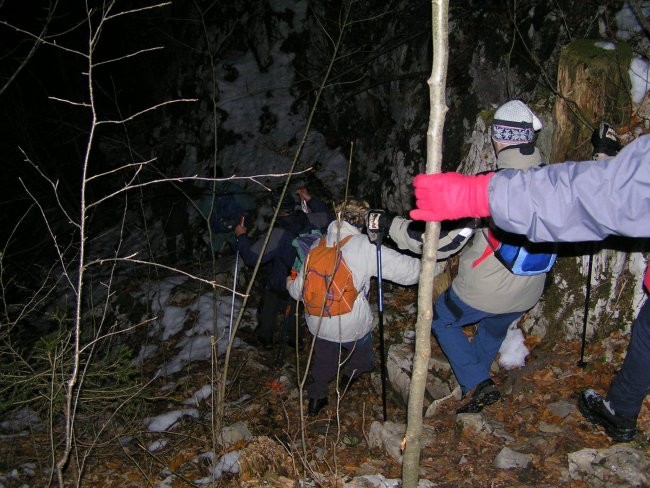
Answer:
[
  {"left": 145, "top": 408, "right": 199, "bottom": 432},
  {"left": 0, "top": 406, "right": 41, "bottom": 433},
  {"left": 498, "top": 322, "right": 530, "bottom": 370}
]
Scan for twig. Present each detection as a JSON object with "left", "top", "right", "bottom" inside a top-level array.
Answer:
[{"left": 96, "top": 98, "right": 198, "bottom": 125}]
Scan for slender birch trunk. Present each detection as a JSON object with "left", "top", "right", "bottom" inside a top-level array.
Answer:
[{"left": 401, "top": 1, "right": 448, "bottom": 486}]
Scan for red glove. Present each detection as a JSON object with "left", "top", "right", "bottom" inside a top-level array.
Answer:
[{"left": 409, "top": 172, "right": 493, "bottom": 222}]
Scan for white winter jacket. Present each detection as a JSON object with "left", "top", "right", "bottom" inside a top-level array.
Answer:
[{"left": 287, "top": 220, "right": 421, "bottom": 343}]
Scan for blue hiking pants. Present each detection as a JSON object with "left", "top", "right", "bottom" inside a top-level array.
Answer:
[
  {"left": 608, "top": 297, "right": 650, "bottom": 418},
  {"left": 431, "top": 287, "right": 522, "bottom": 395}
]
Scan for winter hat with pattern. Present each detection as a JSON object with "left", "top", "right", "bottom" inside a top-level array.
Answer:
[{"left": 491, "top": 100, "right": 542, "bottom": 145}]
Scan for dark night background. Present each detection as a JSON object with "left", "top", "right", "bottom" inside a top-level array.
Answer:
[
  {"left": 1, "top": 0, "right": 644, "bottom": 358},
  {"left": 1, "top": 1, "right": 649, "bottom": 484}
]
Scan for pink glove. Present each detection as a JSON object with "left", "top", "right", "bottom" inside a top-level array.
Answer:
[
  {"left": 409, "top": 172, "right": 493, "bottom": 221},
  {"left": 644, "top": 264, "right": 650, "bottom": 293}
]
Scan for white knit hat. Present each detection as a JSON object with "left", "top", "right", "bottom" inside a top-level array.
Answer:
[{"left": 491, "top": 100, "right": 542, "bottom": 145}]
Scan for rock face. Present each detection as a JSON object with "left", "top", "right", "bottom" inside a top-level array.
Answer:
[{"left": 386, "top": 342, "right": 460, "bottom": 415}]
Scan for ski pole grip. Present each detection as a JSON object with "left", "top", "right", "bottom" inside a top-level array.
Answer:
[{"left": 366, "top": 209, "right": 388, "bottom": 245}]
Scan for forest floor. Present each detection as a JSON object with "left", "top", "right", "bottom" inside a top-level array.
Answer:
[{"left": 1, "top": 283, "right": 649, "bottom": 488}]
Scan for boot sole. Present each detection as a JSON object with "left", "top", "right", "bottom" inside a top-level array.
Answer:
[{"left": 456, "top": 390, "right": 501, "bottom": 414}]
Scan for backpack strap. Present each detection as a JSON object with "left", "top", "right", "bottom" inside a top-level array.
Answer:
[
  {"left": 472, "top": 228, "right": 501, "bottom": 268},
  {"left": 337, "top": 235, "right": 353, "bottom": 248},
  {"left": 322, "top": 235, "right": 353, "bottom": 249}
]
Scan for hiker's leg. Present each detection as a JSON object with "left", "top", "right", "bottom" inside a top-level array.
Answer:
[
  {"left": 308, "top": 336, "right": 339, "bottom": 400},
  {"left": 257, "top": 289, "right": 284, "bottom": 345},
  {"left": 431, "top": 287, "right": 491, "bottom": 394},
  {"left": 473, "top": 312, "right": 522, "bottom": 373},
  {"left": 342, "top": 332, "right": 374, "bottom": 379},
  {"left": 607, "top": 298, "right": 650, "bottom": 418}
]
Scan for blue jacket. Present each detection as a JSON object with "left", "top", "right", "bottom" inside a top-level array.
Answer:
[{"left": 237, "top": 198, "right": 332, "bottom": 292}]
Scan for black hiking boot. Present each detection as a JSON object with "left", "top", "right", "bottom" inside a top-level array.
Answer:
[
  {"left": 308, "top": 397, "right": 328, "bottom": 416},
  {"left": 456, "top": 378, "right": 501, "bottom": 414},
  {"left": 578, "top": 389, "right": 637, "bottom": 442}
]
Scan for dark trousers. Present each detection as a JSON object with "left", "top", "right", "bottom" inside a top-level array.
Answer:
[
  {"left": 257, "top": 288, "right": 292, "bottom": 343},
  {"left": 307, "top": 332, "right": 375, "bottom": 400},
  {"left": 608, "top": 297, "right": 650, "bottom": 418}
]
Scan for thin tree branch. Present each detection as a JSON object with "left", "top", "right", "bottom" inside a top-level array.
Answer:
[
  {"left": 95, "top": 98, "right": 198, "bottom": 125},
  {"left": 92, "top": 46, "right": 165, "bottom": 68},
  {"left": 104, "top": 2, "right": 172, "bottom": 22},
  {"left": 0, "top": 0, "right": 59, "bottom": 96}
]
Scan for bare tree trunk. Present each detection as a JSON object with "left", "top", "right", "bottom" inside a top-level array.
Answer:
[{"left": 401, "top": 1, "right": 448, "bottom": 486}]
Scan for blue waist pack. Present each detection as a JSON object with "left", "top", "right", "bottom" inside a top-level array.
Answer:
[{"left": 478, "top": 228, "right": 557, "bottom": 276}]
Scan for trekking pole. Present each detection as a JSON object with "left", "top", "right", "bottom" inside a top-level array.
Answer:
[
  {"left": 578, "top": 123, "right": 620, "bottom": 366},
  {"left": 578, "top": 248, "right": 594, "bottom": 368},
  {"left": 367, "top": 210, "right": 388, "bottom": 421},
  {"left": 228, "top": 216, "right": 245, "bottom": 342}
]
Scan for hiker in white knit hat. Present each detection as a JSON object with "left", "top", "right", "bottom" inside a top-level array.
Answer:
[
  {"left": 378, "top": 100, "right": 548, "bottom": 415},
  {"left": 491, "top": 99, "right": 542, "bottom": 149},
  {"left": 367, "top": 100, "right": 549, "bottom": 414}
]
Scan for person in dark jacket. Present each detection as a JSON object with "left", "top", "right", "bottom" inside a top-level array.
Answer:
[
  {"left": 196, "top": 166, "right": 256, "bottom": 257},
  {"left": 409, "top": 132, "right": 650, "bottom": 442},
  {"left": 235, "top": 187, "right": 332, "bottom": 350}
]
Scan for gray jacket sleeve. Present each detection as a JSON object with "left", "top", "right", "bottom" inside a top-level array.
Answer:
[
  {"left": 389, "top": 215, "right": 475, "bottom": 258},
  {"left": 489, "top": 134, "right": 650, "bottom": 243}
]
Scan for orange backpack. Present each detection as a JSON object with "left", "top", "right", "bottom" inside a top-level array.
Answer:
[{"left": 301, "top": 235, "right": 358, "bottom": 317}]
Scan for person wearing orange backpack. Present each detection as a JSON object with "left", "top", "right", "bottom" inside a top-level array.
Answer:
[{"left": 286, "top": 199, "right": 421, "bottom": 415}]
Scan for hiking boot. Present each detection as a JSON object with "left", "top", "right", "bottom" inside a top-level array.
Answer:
[
  {"left": 308, "top": 397, "right": 328, "bottom": 416},
  {"left": 456, "top": 379, "right": 501, "bottom": 414},
  {"left": 578, "top": 389, "right": 637, "bottom": 442}
]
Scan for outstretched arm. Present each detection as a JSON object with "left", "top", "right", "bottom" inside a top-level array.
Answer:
[
  {"left": 490, "top": 135, "right": 650, "bottom": 242},
  {"left": 410, "top": 134, "right": 650, "bottom": 243}
]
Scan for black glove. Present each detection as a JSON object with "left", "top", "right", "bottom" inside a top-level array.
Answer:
[
  {"left": 591, "top": 122, "right": 621, "bottom": 158},
  {"left": 366, "top": 209, "right": 391, "bottom": 245}
]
